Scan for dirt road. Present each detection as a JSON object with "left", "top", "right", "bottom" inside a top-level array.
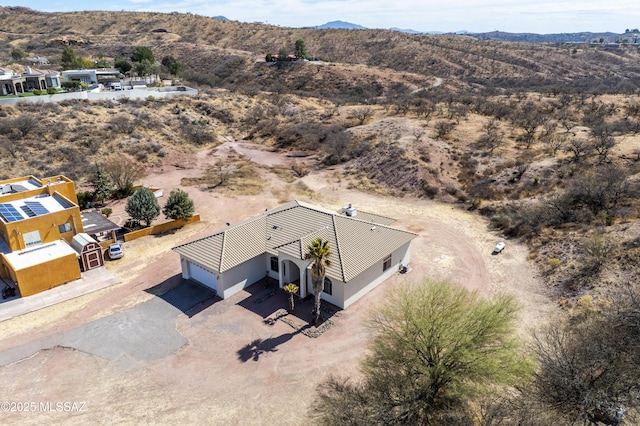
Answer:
[{"left": 0, "top": 144, "right": 555, "bottom": 425}]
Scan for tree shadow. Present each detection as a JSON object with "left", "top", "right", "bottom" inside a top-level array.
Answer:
[{"left": 237, "top": 330, "right": 300, "bottom": 362}]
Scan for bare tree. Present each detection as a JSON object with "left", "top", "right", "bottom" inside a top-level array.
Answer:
[
  {"left": 590, "top": 125, "right": 616, "bottom": 164},
  {"left": 540, "top": 131, "right": 566, "bottom": 155},
  {"left": 565, "top": 137, "right": 593, "bottom": 163},
  {"left": 411, "top": 127, "right": 425, "bottom": 142},
  {"left": 434, "top": 120, "right": 456, "bottom": 139},
  {"left": 532, "top": 295, "right": 640, "bottom": 425},
  {"left": 102, "top": 156, "right": 146, "bottom": 198},
  {"left": 352, "top": 107, "right": 374, "bottom": 125},
  {"left": 477, "top": 119, "right": 504, "bottom": 153},
  {"left": 511, "top": 102, "right": 547, "bottom": 149}
]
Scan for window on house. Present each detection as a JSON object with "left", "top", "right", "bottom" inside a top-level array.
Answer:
[
  {"left": 58, "top": 223, "right": 72, "bottom": 233},
  {"left": 270, "top": 256, "right": 279, "bottom": 272},
  {"left": 383, "top": 254, "right": 392, "bottom": 271},
  {"left": 23, "top": 230, "right": 42, "bottom": 248},
  {"left": 323, "top": 277, "right": 333, "bottom": 295}
]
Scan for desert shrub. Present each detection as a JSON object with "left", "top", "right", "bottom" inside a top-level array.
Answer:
[
  {"left": 291, "top": 162, "right": 309, "bottom": 178},
  {"left": 421, "top": 182, "right": 439, "bottom": 199},
  {"left": 313, "top": 280, "right": 531, "bottom": 425},
  {"left": 182, "top": 121, "right": 216, "bottom": 145},
  {"left": 109, "top": 115, "right": 137, "bottom": 135},
  {"left": 101, "top": 207, "right": 113, "bottom": 217},
  {"left": 6, "top": 115, "right": 38, "bottom": 138},
  {"left": 434, "top": 120, "right": 456, "bottom": 138},
  {"left": 581, "top": 234, "right": 614, "bottom": 275}
]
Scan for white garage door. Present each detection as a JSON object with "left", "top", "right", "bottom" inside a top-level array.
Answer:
[{"left": 189, "top": 262, "right": 217, "bottom": 291}]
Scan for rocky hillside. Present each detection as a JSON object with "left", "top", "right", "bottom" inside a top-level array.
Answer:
[
  {"left": 3, "top": 6, "right": 640, "bottom": 95},
  {"left": 1, "top": 7, "right": 640, "bottom": 306}
]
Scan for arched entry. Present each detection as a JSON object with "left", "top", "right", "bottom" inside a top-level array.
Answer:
[{"left": 280, "top": 259, "right": 303, "bottom": 297}]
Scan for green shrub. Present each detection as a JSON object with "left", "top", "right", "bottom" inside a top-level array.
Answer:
[
  {"left": 32, "top": 89, "right": 42, "bottom": 95},
  {"left": 47, "top": 87, "right": 57, "bottom": 95},
  {"left": 76, "top": 191, "right": 94, "bottom": 209},
  {"left": 548, "top": 258, "right": 562, "bottom": 269},
  {"left": 101, "top": 207, "right": 113, "bottom": 218}
]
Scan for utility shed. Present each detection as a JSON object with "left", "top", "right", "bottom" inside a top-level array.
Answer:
[
  {"left": 0, "top": 240, "right": 81, "bottom": 297},
  {"left": 71, "top": 232, "right": 104, "bottom": 271}
]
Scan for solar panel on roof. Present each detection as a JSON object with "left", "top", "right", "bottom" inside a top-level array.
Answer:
[
  {"left": 24, "top": 201, "right": 49, "bottom": 215},
  {"left": 20, "top": 205, "right": 37, "bottom": 217},
  {"left": 0, "top": 203, "right": 24, "bottom": 222}
]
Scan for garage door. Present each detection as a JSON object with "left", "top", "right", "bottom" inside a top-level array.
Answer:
[{"left": 189, "top": 262, "right": 217, "bottom": 291}]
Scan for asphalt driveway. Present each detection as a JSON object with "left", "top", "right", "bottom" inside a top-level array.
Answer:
[{"left": 0, "top": 280, "right": 216, "bottom": 370}]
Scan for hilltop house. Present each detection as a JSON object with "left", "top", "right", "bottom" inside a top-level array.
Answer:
[
  {"left": 0, "top": 176, "right": 85, "bottom": 297},
  {"left": 173, "top": 200, "right": 417, "bottom": 309},
  {"left": 61, "top": 68, "right": 122, "bottom": 87}
]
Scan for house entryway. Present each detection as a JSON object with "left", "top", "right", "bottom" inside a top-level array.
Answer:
[{"left": 280, "top": 260, "right": 304, "bottom": 297}]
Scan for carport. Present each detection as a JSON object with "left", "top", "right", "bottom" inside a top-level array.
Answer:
[{"left": 80, "top": 211, "right": 121, "bottom": 242}]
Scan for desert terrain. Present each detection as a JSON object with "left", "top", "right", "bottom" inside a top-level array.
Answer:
[
  {"left": 1, "top": 6, "right": 640, "bottom": 423},
  {"left": 0, "top": 143, "right": 553, "bottom": 425}
]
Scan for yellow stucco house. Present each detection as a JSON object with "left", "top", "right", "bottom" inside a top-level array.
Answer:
[{"left": 0, "top": 176, "right": 84, "bottom": 297}]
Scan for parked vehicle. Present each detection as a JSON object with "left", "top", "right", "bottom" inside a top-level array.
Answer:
[
  {"left": 111, "top": 82, "right": 122, "bottom": 91},
  {"left": 108, "top": 243, "right": 124, "bottom": 260},
  {"left": 2, "top": 284, "right": 16, "bottom": 299},
  {"left": 493, "top": 242, "right": 506, "bottom": 254}
]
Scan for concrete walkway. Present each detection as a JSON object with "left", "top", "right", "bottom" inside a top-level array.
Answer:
[{"left": 0, "top": 267, "right": 121, "bottom": 323}]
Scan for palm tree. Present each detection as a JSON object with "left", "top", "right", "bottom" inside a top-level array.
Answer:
[
  {"left": 283, "top": 283, "right": 299, "bottom": 311},
  {"left": 304, "top": 238, "right": 332, "bottom": 326}
]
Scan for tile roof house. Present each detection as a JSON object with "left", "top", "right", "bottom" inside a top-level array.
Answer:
[{"left": 173, "top": 200, "right": 417, "bottom": 309}]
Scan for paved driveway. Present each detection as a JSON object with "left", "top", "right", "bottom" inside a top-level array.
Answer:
[{"left": 0, "top": 280, "right": 215, "bottom": 370}]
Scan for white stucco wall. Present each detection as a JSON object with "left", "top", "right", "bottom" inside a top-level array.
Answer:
[
  {"left": 307, "top": 271, "right": 344, "bottom": 308},
  {"left": 219, "top": 254, "right": 266, "bottom": 299},
  {"left": 0, "top": 86, "right": 198, "bottom": 106},
  {"left": 341, "top": 243, "right": 412, "bottom": 309}
]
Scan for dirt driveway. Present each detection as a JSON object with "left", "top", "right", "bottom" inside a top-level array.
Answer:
[{"left": 0, "top": 144, "right": 555, "bottom": 425}]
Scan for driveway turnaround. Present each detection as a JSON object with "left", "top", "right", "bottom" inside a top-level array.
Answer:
[{"left": 0, "top": 280, "right": 216, "bottom": 370}]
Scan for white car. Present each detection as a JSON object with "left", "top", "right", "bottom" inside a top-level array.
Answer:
[
  {"left": 493, "top": 242, "right": 506, "bottom": 254},
  {"left": 108, "top": 243, "right": 124, "bottom": 260}
]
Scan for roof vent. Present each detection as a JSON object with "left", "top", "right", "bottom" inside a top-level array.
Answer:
[
  {"left": 344, "top": 203, "right": 357, "bottom": 217},
  {"left": 273, "top": 224, "right": 279, "bottom": 229}
]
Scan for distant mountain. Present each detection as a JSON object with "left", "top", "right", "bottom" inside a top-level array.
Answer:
[
  {"left": 389, "top": 27, "right": 424, "bottom": 34},
  {"left": 313, "top": 20, "right": 366, "bottom": 30},
  {"left": 212, "top": 16, "right": 229, "bottom": 21},
  {"left": 472, "top": 31, "right": 622, "bottom": 43}
]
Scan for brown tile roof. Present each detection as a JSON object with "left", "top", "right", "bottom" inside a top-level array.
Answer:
[{"left": 173, "top": 200, "right": 417, "bottom": 282}]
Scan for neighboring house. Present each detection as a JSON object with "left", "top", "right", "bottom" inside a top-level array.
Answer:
[
  {"left": 0, "top": 176, "right": 85, "bottom": 297},
  {"left": 173, "top": 200, "right": 417, "bottom": 309},
  {"left": 61, "top": 68, "right": 122, "bottom": 86},
  {"left": 22, "top": 66, "right": 61, "bottom": 91},
  {"left": 0, "top": 67, "right": 61, "bottom": 95},
  {"left": 0, "top": 67, "right": 25, "bottom": 95}
]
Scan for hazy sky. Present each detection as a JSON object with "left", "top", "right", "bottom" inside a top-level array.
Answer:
[{"left": 6, "top": 0, "right": 640, "bottom": 34}]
